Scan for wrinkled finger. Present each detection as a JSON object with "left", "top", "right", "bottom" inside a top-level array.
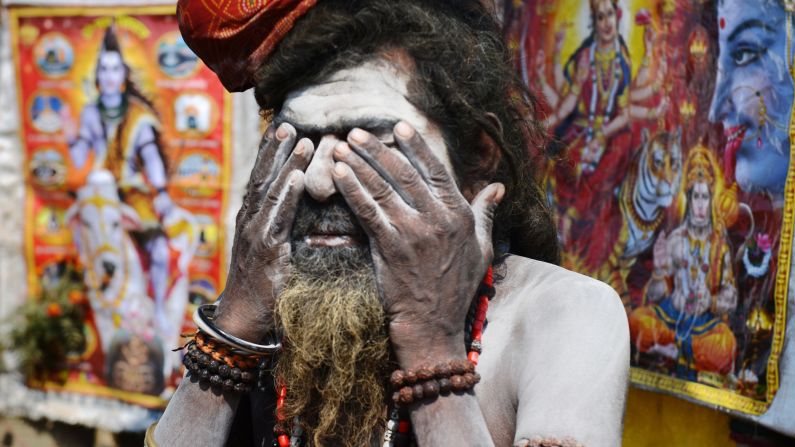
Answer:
[
  {"left": 248, "top": 168, "right": 306, "bottom": 246},
  {"left": 393, "top": 122, "right": 464, "bottom": 206},
  {"left": 256, "top": 137, "right": 314, "bottom": 208},
  {"left": 246, "top": 137, "right": 313, "bottom": 239},
  {"left": 247, "top": 125, "right": 276, "bottom": 186},
  {"left": 346, "top": 128, "right": 434, "bottom": 210},
  {"left": 245, "top": 123, "right": 298, "bottom": 214},
  {"left": 333, "top": 142, "right": 413, "bottom": 215},
  {"left": 268, "top": 171, "right": 306, "bottom": 243},
  {"left": 332, "top": 162, "right": 394, "bottom": 238}
]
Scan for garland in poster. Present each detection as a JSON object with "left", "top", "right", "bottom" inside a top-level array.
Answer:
[
  {"left": 6, "top": 6, "right": 231, "bottom": 428},
  {"left": 505, "top": 0, "right": 794, "bottom": 415}
]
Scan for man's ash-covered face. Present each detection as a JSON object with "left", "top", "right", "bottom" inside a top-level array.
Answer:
[
  {"left": 271, "top": 54, "right": 455, "bottom": 444},
  {"left": 276, "top": 55, "right": 452, "bottom": 272}
]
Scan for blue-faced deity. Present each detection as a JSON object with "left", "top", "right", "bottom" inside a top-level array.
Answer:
[{"left": 709, "top": 0, "right": 794, "bottom": 199}]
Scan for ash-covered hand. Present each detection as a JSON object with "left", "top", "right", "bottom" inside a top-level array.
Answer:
[
  {"left": 215, "top": 123, "right": 314, "bottom": 342},
  {"left": 331, "top": 122, "right": 504, "bottom": 365}
]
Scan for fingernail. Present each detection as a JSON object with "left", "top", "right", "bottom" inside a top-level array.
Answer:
[
  {"left": 395, "top": 121, "right": 414, "bottom": 138},
  {"left": 349, "top": 128, "right": 367, "bottom": 143},
  {"left": 333, "top": 162, "right": 348, "bottom": 178},
  {"left": 276, "top": 125, "right": 289, "bottom": 140},
  {"left": 334, "top": 142, "right": 351, "bottom": 157},
  {"left": 294, "top": 140, "right": 305, "bottom": 155}
]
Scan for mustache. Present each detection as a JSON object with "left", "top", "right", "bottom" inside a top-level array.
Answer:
[{"left": 291, "top": 194, "right": 366, "bottom": 240}]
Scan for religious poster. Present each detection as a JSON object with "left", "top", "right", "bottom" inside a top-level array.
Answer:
[
  {"left": 505, "top": 0, "right": 794, "bottom": 414},
  {"left": 8, "top": 6, "right": 231, "bottom": 421}
]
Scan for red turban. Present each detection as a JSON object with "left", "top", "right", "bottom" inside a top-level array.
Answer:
[{"left": 177, "top": 0, "right": 318, "bottom": 92}]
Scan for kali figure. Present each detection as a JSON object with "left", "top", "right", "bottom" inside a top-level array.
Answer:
[
  {"left": 708, "top": 0, "right": 795, "bottom": 391},
  {"left": 535, "top": 0, "right": 667, "bottom": 271},
  {"left": 710, "top": 0, "right": 795, "bottom": 203},
  {"left": 629, "top": 146, "right": 738, "bottom": 381}
]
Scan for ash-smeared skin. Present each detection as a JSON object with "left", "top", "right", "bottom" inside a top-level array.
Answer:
[
  {"left": 155, "top": 55, "right": 629, "bottom": 447},
  {"left": 331, "top": 126, "right": 503, "bottom": 361},
  {"left": 282, "top": 56, "right": 501, "bottom": 446},
  {"left": 154, "top": 123, "right": 315, "bottom": 447},
  {"left": 213, "top": 123, "right": 315, "bottom": 343},
  {"left": 278, "top": 58, "right": 452, "bottom": 203}
]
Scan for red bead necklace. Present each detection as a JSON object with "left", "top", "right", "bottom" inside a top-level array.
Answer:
[{"left": 276, "top": 266, "right": 494, "bottom": 447}]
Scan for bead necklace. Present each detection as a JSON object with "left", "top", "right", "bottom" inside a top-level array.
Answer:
[
  {"left": 275, "top": 266, "right": 495, "bottom": 447},
  {"left": 99, "top": 94, "right": 128, "bottom": 122}
]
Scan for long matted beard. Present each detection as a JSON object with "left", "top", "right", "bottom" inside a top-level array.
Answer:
[{"left": 274, "top": 246, "right": 390, "bottom": 447}]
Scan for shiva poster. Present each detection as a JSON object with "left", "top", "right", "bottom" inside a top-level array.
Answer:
[
  {"left": 505, "top": 0, "right": 795, "bottom": 414},
  {"left": 10, "top": 6, "right": 231, "bottom": 412}
]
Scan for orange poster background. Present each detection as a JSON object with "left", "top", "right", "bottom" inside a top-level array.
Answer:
[{"left": 11, "top": 7, "right": 231, "bottom": 408}]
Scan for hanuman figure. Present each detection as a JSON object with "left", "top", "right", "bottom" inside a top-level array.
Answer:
[{"left": 629, "top": 145, "right": 738, "bottom": 380}]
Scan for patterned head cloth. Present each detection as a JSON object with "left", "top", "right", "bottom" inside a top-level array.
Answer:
[{"left": 177, "top": 0, "right": 319, "bottom": 92}]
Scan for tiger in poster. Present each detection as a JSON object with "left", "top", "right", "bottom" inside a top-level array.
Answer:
[{"left": 505, "top": 0, "right": 795, "bottom": 415}]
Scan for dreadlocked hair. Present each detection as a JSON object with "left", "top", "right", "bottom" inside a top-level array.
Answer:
[{"left": 254, "top": 0, "right": 560, "bottom": 264}]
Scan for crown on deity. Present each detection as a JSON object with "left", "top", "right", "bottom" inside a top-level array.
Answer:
[{"left": 685, "top": 144, "right": 717, "bottom": 192}]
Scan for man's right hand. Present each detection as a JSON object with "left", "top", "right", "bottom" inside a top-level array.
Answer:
[{"left": 214, "top": 123, "right": 314, "bottom": 342}]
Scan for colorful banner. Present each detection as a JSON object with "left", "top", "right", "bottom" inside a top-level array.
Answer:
[
  {"left": 506, "top": 0, "right": 793, "bottom": 414},
  {"left": 10, "top": 6, "right": 230, "bottom": 411}
]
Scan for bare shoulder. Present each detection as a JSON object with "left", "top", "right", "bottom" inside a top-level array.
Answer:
[
  {"left": 493, "top": 255, "right": 627, "bottom": 328},
  {"left": 482, "top": 255, "right": 629, "bottom": 446},
  {"left": 490, "top": 255, "right": 628, "bottom": 380}
]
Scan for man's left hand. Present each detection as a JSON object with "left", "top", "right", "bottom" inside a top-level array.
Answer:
[{"left": 331, "top": 121, "right": 504, "bottom": 366}]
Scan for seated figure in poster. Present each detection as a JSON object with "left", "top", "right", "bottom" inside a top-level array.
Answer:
[
  {"left": 66, "top": 26, "right": 195, "bottom": 394},
  {"left": 629, "top": 146, "right": 738, "bottom": 380},
  {"left": 535, "top": 0, "right": 665, "bottom": 273}
]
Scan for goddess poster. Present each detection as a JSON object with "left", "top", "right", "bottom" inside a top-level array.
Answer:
[
  {"left": 8, "top": 6, "right": 230, "bottom": 422},
  {"left": 505, "top": 0, "right": 794, "bottom": 414}
]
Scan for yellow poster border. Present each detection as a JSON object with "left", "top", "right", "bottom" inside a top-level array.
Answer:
[
  {"left": 630, "top": 368, "right": 769, "bottom": 414},
  {"left": 9, "top": 4, "right": 233, "bottom": 408},
  {"left": 764, "top": 33, "right": 795, "bottom": 407},
  {"left": 29, "top": 378, "right": 168, "bottom": 410}
]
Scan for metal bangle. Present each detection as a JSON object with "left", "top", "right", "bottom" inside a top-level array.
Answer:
[
  {"left": 192, "top": 304, "right": 281, "bottom": 355},
  {"left": 144, "top": 422, "right": 159, "bottom": 447}
]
